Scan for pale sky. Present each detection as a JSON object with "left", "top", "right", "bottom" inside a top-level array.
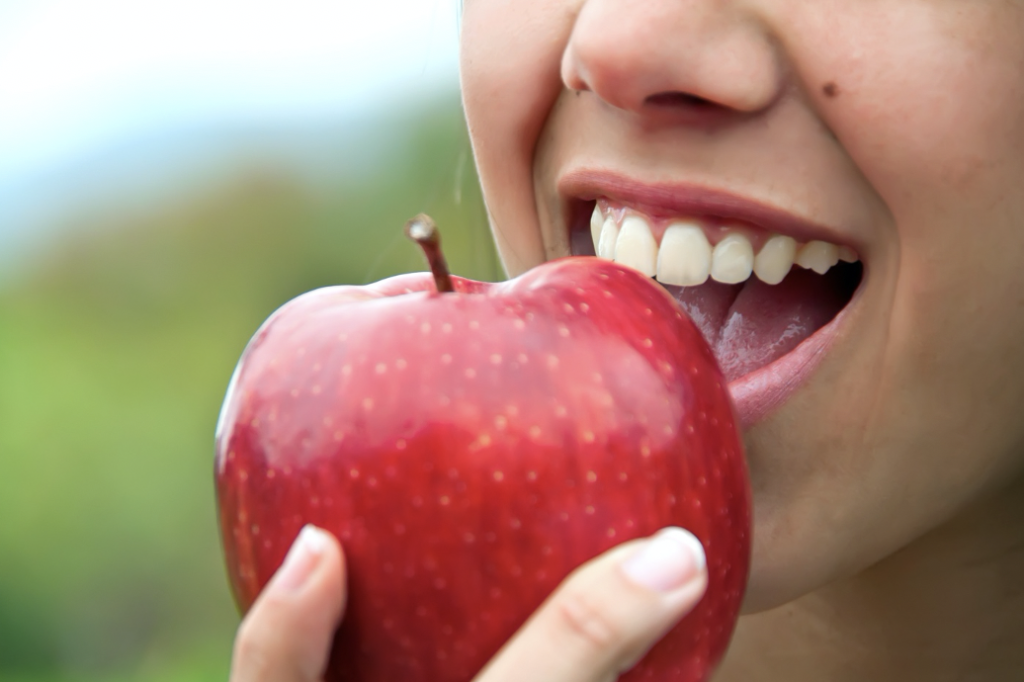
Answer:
[{"left": 0, "top": 0, "right": 462, "bottom": 190}]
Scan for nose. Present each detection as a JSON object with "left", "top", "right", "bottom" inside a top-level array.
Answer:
[{"left": 561, "top": 0, "right": 782, "bottom": 118}]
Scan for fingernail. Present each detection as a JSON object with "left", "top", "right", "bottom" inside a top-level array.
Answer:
[
  {"left": 621, "top": 527, "right": 706, "bottom": 593},
  {"left": 275, "top": 525, "right": 330, "bottom": 592}
]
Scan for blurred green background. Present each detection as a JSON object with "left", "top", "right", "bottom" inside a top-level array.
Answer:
[{"left": 0, "top": 93, "right": 500, "bottom": 681}]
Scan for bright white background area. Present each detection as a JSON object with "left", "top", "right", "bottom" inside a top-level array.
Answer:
[{"left": 0, "top": 0, "right": 462, "bottom": 258}]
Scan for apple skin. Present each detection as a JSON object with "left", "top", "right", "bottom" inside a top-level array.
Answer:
[{"left": 215, "top": 256, "right": 750, "bottom": 682}]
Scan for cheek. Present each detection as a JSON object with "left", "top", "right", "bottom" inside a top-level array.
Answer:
[{"left": 460, "top": 0, "right": 581, "bottom": 276}]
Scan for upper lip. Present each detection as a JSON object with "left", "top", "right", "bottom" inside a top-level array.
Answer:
[{"left": 559, "top": 168, "right": 855, "bottom": 248}]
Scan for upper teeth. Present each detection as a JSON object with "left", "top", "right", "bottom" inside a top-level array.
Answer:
[{"left": 590, "top": 204, "right": 858, "bottom": 285}]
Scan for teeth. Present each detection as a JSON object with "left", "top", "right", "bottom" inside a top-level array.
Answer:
[
  {"left": 587, "top": 206, "right": 860, "bottom": 285},
  {"left": 597, "top": 216, "right": 619, "bottom": 259},
  {"left": 590, "top": 204, "right": 604, "bottom": 250},
  {"left": 614, "top": 215, "right": 658, "bottom": 277},
  {"left": 795, "top": 240, "right": 840, "bottom": 274},
  {"left": 710, "top": 233, "right": 754, "bottom": 284},
  {"left": 657, "top": 222, "right": 711, "bottom": 286},
  {"left": 753, "top": 235, "right": 797, "bottom": 285}
]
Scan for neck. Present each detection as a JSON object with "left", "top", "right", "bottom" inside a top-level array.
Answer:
[{"left": 717, "top": 474, "right": 1024, "bottom": 682}]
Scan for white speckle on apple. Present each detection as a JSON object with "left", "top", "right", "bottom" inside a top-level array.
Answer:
[
  {"left": 439, "top": 394, "right": 451, "bottom": 406},
  {"left": 558, "top": 325, "right": 570, "bottom": 337},
  {"left": 251, "top": 524, "right": 260, "bottom": 535},
  {"left": 342, "top": 365, "right": 352, "bottom": 376},
  {"left": 465, "top": 368, "right": 477, "bottom": 379},
  {"left": 513, "top": 319, "right": 526, "bottom": 330},
  {"left": 560, "top": 512, "right": 569, "bottom": 521},
  {"left": 238, "top": 510, "right": 247, "bottom": 523},
  {"left": 580, "top": 302, "right": 590, "bottom": 313},
  {"left": 322, "top": 416, "right": 333, "bottom": 427},
  {"left": 526, "top": 312, "right": 535, "bottom": 321},
  {"left": 527, "top": 470, "right": 538, "bottom": 481},
  {"left": 290, "top": 388, "right": 300, "bottom": 398},
  {"left": 405, "top": 315, "right": 415, "bottom": 324},
  {"left": 440, "top": 495, "right": 451, "bottom": 506},
  {"left": 349, "top": 468, "right": 360, "bottom": 479},
  {"left": 640, "top": 444, "right": 651, "bottom": 458},
  {"left": 603, "top": 290, "right": 613, "bottom": 298},
  {"left": 643, "top": 338, "right": 654, "bottom": 348},
  {"left": 463, "top": 533, "right": 475, "bottom": 544},
  {"left": 490, "top": 353, "right": 502, "bottom": 365},
  {"left": 592, "top": 372, "right": 603, "bottom": 384},
  {"left": 394, "top": 523, "right": 406, "bottom": 535},
  {"left": 607, "top": 528, "right": 616, "bottom": 538},
  {"left": 686, "top": 423, "right": 696, "bottom": 435},
  {"left": 517, "top": 353, "right": 529, "bottom": 364},
  {"left": 563, "top": 303, "right": 574, "bottom": 313},
  {"left": 412, "top": 495, "right": 423, "bottom": 507},
  {"left": 542, "top": 545, "right": 552, "bottom": 556},
  {"left": 442, "top": 322, "right": 453, "bottom": 333},
  {"left": 494, "top": 415, "right": 508, "bottom": 430},
  {"left": 582, "top": 431, "right": 596, "bottom": 443},
  {"left": 311, "top": 385, "right": 322, "bottom": 395},
  {"left": 266, "top": 469, "right": 276, "bottom": 479},
  {"left": 619, "top": 472, "right": 628, "bottom": 482},
  {"left": 585, "top": 506, "right": 595, "bottom": 515},
  {"left": 375, "top": 363, "right": 387, "bottom": 374},
  {"left": 529, "top": 426, "right": 542, "bottom": 439},
  {"left": 420, "top": 322, "right": 431, "bottom": 334},
  {"left": 492, "top": 470, "right": 504, "bottom": 482},
  {"left": 362, "top": 398, "right": 374, "bottom": 411},
  {"left": 510, "top": 565, "right": 523, "bottom": 577},
  {"left": 434, "top": 578, "right": 447, "bottom": 591},
  {"left": 510, "top": 517, "right": 522, "bottom": 529},
  {"left": 554, "top": 404, "right": 567, "bottom": 417},
  {"left": 507, "top": 405, "right": 520, "bottom": 417},
  {"left": 586, "top": 470, "right": 597, "bottom": 482},
  {"left": 239, "top": 470, "right": 248, "bottom": 481},
  {"left": 396, "top": 439, "right": 407, "bottom": 450},
  {"left": 368, "top": 476, "right": 378, "bottom": 488},
  {"left": 469, "top": 320, "right": 480, "bottom": 330},
  {"left": 395, "top": 358, "right": 407, "bottom": 370},
  {"left": 664, "top": 425, "right": 675, "bottom": 436},
  {"left": 441, "top": 353, "right": 452, "bottom": 364},
  {"left": 546, "top": 355, "right": 559, "bottom": 369},
  {"left": 598, "top": 273, "right": 609, "bottom": 280},
  {"left": 333, "top": 430, "right": 344, "bottom": 442}
]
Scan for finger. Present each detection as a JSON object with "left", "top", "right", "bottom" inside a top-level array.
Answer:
[
  {"left": 476, "top": 527, "right": 708, "bottom": 682},
  {"left": 230, "top": 525, "right": 346, "bottom": 682}
]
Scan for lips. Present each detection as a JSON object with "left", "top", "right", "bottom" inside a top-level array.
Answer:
[{"left": 561, "top": 171, "right": 864, "bottom": 426}]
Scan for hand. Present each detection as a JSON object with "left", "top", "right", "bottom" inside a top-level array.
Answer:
[{"left": 230, "top": 524, "right": 707, "bottom": 682}]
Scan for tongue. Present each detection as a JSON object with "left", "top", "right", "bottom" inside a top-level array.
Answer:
[{"left": 664, "top": 268, "right": 850, "bottom": 383}]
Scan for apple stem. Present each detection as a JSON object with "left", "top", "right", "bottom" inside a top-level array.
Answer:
[{"left": 405, "top": 214, "right": 455, "bottom": 294}]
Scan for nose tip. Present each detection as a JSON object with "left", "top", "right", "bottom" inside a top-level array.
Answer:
[{"left": 561, "top": 0, "right": 782, "bottom": 118}]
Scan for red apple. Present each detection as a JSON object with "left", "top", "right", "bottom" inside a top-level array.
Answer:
[{"left": 215, "top": 216, "right": 750, "bottom": 682}]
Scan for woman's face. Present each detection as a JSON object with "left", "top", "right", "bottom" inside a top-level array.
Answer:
[{"left": 460, "top": 0, "right": 1024, "bottom": 612}]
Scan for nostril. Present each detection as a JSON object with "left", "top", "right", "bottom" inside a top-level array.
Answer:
[{"left": 646, "top": 92, "right": 716, "bottom": 109}]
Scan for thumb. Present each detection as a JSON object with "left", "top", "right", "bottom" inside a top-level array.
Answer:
[
  {"left": 231, "top": 525, "right": 346, "bottom": 682},
  {"left": 476, "top": 527, "right": 708, "bottom": 682}
]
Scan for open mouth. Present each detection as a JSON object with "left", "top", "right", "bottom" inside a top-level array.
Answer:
[{"left": 570, "top": 199, "right": 864, "bottom": 386}]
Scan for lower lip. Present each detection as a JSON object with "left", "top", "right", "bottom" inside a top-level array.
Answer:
[{"left": 725, "top": 296, "right": 855, "bottom": 428}]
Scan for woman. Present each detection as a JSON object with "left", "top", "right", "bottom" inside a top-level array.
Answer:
[{"left": 230, "top": 0, "right": 1024, "bottom": 679}]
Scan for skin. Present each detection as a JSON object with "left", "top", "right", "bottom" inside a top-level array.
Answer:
[
  {"left": 232, "top": 0, "right": 1024, "bottom": 680},
  {"left": 460, "top": 0, "right": 1024, "bottom": 678}
]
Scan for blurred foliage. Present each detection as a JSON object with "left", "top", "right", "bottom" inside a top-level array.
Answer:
[{"left": 0, "top": 94, "right": 499, "bottom": 681}]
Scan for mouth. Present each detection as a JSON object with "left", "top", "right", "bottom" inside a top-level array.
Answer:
[{"left": 564, "top": 182, "right": 864, "bottom": 426}]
